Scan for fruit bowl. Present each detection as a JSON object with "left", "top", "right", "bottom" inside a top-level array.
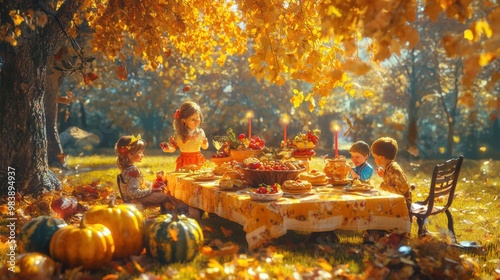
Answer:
[
  {"left": 210, "top": 156, "right": 232, "bottom": 165},
  {"left": 230, "top": 149, "right": 263, "bottom": 162},
  {"left": 238, "top": 166, "right": 306, "bottom": 187},
  {"left": 248, "top": 190, "right": 283, "bottom": 201},
  {"left": 292, "top": 149, "right": 316, "bottom": 159},
  {"left": 292, "top": 142, "right": 317, "bottom": 150}
]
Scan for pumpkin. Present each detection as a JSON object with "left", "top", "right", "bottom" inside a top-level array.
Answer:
[
  {"left": 49, "top": 219, "right": 114, "bottom": 270},
  {"left": 83, "top": 199, "right": 145, "bottom": 259},
  {"left": 145, "top": 214, "right": 204, "bottom": 264},
  {"left": 18, "top": 215, "right": 67, "bottom": 255},
  {"left": 3, "top": 252, "right": 56, "bottom": 279}
]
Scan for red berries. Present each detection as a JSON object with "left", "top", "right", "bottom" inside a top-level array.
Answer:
[
  {"left": 248, "top": 162, "right": 261, "bottom": 169},
  {"left": 255, "top": 183, "right": 280, "bottom": 194}
]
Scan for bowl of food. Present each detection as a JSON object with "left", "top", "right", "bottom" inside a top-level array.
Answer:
[
  {"left": 230, "top": 149, "right": 263, "bottom": 162},
  {"left": 210, "top": 156, "right": 233, "bottom": 165},
  {"left": 248, "top": 190, "right": 283, "bottom": 201},
  {"left": 238, "top": 161, "right": 306, "bottom": 187}
]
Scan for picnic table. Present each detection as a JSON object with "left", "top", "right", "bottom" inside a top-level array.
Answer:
[{"left": 165, "top": 172, "right": 411, "bottom": 250}]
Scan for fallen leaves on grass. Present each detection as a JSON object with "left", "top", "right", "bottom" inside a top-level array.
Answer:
[{"left": 202, "top": 239, "right": 239, "bottom": 257}]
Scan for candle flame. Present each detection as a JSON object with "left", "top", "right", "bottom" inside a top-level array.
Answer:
[
  {"left": 246, "top": 110, "right": 254, "bottom": 118},
  {"left": 282, "top": 113, "right": 290, "bottom": 125}
]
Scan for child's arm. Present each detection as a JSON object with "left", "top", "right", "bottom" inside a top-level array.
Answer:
[
  {"left": 160, "top": 142, "right": 176, "bottom": 153},
  {"left": 376, "top": 166, "right": 385, "bottom": 177},
  {"left": 348, "top": 167, "right": 358, "bottom": 179},
  {"left": 359, "top": 164, "right": 374, "bottom": 181},
  {"left": 160, "top": 136, "right": 177, "bottom": 153}
]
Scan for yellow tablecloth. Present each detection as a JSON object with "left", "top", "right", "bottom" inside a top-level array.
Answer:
[{"left": 165, "top": 172, "right": 411, "bottom": 250}]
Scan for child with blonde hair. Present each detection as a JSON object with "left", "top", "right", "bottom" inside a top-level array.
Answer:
[
  {"left": 161, "top": 101, "right": 209, "bottom": 171},
  {"left": 116, "top": 134, "right": 182, "bottom": 214}
]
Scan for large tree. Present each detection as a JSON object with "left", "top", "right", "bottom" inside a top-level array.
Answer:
[
  {"left": 1, "top": 0, "right": 499, "bottom": 196},
  {"left": 1, "top": 1, "right": 83, "bottom": 196}
]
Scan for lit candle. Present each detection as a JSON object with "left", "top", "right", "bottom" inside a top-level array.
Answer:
[
  {"left": 284, "top": 123, "right": 287, "bottom": 144},
  {"left": 246, "top": 111, "right": 254, "bottom": 139},
  {"left": 282, "top": 113, "right": 290, "bottom": 145},
  {"left": 334, "top": 126, "right": 339, "bottom": 157}
]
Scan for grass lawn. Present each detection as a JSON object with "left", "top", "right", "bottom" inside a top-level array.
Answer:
[{"left": 1, "top": 150, "right": 499, "bottom": 279}]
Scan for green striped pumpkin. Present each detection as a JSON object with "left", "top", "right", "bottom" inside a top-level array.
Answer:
[
  {"left": 145, "top": 214, "right": 204, "bottom": 264},
  {"left": 18, "top": 216, "right": 67, "bottom": 255}
]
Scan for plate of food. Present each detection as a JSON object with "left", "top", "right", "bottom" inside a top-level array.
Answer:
[
  {"left": 343, "top": 180, "right": 373, "bottom": 192},
  {"left": 218, "top": 178, "right": 244, "bottom": 190},
  {"left": 282, "top": 179, "right": 312, "bottom": 194},
  {"left": 249, "top": 190, "right": 283, "bottom": 201},
  {"left": 330, "top": 178, "right": 352, "bottom": 186},
  {"left": 193, "top": 173, "right": 217, "bottom": 181}
]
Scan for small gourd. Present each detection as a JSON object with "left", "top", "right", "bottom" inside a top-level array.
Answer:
[
  {"left": 18, "top": 215, "right": 67, "bottom": 255},
  {"left": 145, "top": 214, "right": 204, "bottom": 264},
  {"left": 49, "top": 219, "right": 114, "bottom": 270},
  {"left": 3, "top": 252, "right": 56, "bottom": 279},
  {"left": 83, "top": 199, "right": 145, "bottom": 259}
]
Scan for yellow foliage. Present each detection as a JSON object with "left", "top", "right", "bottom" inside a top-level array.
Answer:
[
  {"left": 474, "top": 20, "right": 492, "bottom": 38},
  {"left": 479, "top": 53, "right": 494, "bottom": 67},
  {"left": 291, "top": 89, "right": 304, "bottom": 108},
  {"left": 10, "top": 12, "right": 24, "bottom": 26},
  {"left": 317, "top": 258, "right": 333, "bottom": 272},
  {"left": 363, "top": 90, "right": 374, "bottom": 98},
  {"left": 463, "top": 29, "right": 474, "bottom": 41},
  {"left": 1, "top": 0, "right": 499, "bottom": 110}
]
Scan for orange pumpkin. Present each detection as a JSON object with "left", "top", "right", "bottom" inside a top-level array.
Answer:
[
  {"left": 83, "top": 199, "right": 145, "bottom": 259},
  {"left": 49, "top": 220, "right": 114, "bottom": 270},
  {"left": 1, "top": 252, "right": 56, "bottom": 279}
]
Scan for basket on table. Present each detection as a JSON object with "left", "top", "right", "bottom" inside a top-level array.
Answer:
[
  {"left": 230, "top": 149, "right": 262, "bottom": 162},
  {"left": 238, "top": 166, "right": 306, "bottom": 187}
]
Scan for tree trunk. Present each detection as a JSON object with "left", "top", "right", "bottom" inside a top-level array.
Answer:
[
  {"left": 0, "top": 43, "right": 61, "bottom": 196},
  {"left": 0, "top": 0, "right": 82, "bottom": 196},
  {"left": 447, "top": 121, "right": 455, "bottom": 157},
  {"left": 406, "top": 51, "right": 419, "bottom": 156}
]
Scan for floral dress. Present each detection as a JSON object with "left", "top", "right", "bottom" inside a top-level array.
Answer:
[{"left": 120, "top": 165, "right": 152, "bottom": 201}]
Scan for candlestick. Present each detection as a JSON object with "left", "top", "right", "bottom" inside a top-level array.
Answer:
[
  {"left": 284, "top": 123, "right": 287, "bottom": 144},
  {"left": 248, "top": 117, "right": 252, "bottom": 139},
  {"left": 246, "top": 111, "right": 254, "bottom": 139}
]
